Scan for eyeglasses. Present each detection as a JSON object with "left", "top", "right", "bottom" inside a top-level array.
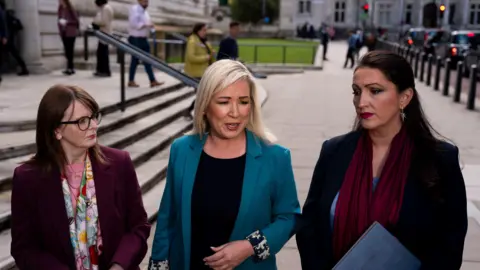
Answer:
[{"left": 59, "top": 112, "right": 102, "bottom": 131}]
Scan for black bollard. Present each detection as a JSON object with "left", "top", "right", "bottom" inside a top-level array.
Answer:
[
  {"left": 434, "top": 56, "right": 442, "bottom": 90},
  {"left": 420, "top": 52, "right": 426, "bottom": 82},
  {"left": 426, "top": 54, "right": 433, "bottom": 86},
  {"left": 454, "top": 61, "right": 463, "bottom": 102},
  {"left": 442, "top": 58, "right": 451, "bottom": 95},
  {"left": 414, "top": 50, "right": 420, "bottom": 78},
  {"left": 410, "top": 49, "right": 415, "bottom": 65},
  {"left": 467, "top": 65, "right": 477, "bottom": 110}
]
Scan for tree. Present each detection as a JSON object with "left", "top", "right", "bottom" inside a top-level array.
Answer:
[{"left": 230, "top": 0, "right": 279, "bottom": 24}]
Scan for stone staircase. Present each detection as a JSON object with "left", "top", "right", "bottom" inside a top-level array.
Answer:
[{"left": 0, "top": 77, "right": 197, "bottom": 269}]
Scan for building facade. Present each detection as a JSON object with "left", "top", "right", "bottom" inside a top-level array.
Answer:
[
  {"left": 280, "top": 0, "right": 480, "bottom": 36},
  {"left": 4, "top": 0, "right": 218, "bottom": 73}
]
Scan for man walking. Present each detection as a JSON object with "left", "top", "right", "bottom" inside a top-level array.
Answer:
[
  {"left": 216, "top": 22, "right": 240, "bottom": 61},
  {"left": 127, "top": 0, "right": 163, "bottom": 88},
  {"left": 0, "top": 3, "right": 7, "bottom": 83}
]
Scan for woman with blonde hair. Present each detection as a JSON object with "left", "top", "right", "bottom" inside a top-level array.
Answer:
[
  {"left": 11, "top": 85, "right": 151, "bottom": 269},
  {"left": 149, "top": 59, "right": 300, "bottom": 270}
]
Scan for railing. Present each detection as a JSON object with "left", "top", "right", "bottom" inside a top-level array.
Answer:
[
  {"left": 376, "top": 39, "right": 478, "bottom": 111},
  {"left": 84, "top": 27, "right": 199, "bottom": 112}
]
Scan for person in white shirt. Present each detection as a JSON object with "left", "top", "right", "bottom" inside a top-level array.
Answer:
[
  {"left": 93, "top": 0, "right": 114, "bottom": 77},
  {"left": 128, "top": 0, "right": 164, "bottom": 88}
]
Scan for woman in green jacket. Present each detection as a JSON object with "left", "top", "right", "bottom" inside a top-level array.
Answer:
[{"left": 184, "top": 23, "right": 215, "bottom": 118}]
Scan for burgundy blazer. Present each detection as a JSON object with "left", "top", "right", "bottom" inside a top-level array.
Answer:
[
  {"left": 58, "top": 5, "right": 79, "bottom": 38},
  {"left": 10, "top": 146, "right": 151, "bottom": 270}
]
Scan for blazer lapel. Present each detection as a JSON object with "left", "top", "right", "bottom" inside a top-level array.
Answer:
[
  {"left": 90, "top": 156, "right": 114, "bottom": 256},
  {"left": 229, "top": 130, "right": 262, "bottom": 240},
  {"left": 181, "top": 134, "right": 206, "bottom": 269}
]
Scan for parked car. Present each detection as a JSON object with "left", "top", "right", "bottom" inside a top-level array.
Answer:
[
  {"left": 402, "top": 27, "right": 442, "bottom": 49},
  {"left": 433, "top": 30, "right": 480, "bottom": 69}
]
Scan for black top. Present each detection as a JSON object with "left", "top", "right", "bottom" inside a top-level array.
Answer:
[
  {"left": 190, "top": 151, "right": 246, "bottom": 270},
  {"left": 216, "top": 36, "right": 239, "bottom": 60},
  {"left": 296, "top": 131, "right": 468, "bottom": 270}
]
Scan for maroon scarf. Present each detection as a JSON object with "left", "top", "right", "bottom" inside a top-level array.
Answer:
[{"left": 332, "top": 127, "right": 413, "bottom": 260}]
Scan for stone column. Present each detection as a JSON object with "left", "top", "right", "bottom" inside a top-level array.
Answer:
[
  {"left": 13, "top": 0, "right": 48, "bottom": 73},
  {"left": 443, "top": 0, "right": 450, "bottom": 27},
  {"left": 418, "top": 0, "right": 424, "bottom": 27},
  {"left": 460, "top": 0, "right": 469, "bottom": 27}
]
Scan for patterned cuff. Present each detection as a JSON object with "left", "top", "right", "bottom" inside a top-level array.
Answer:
[
  {"left": 148, "top": 259, "right": 169, "bottom": 270},
  {"left": 246, "top": 230, "right": 271, "bottom": 262}
]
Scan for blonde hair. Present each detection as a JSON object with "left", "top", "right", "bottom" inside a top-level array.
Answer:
[{"left": 188, "top": 59, "right": 276, "bottom": 143}]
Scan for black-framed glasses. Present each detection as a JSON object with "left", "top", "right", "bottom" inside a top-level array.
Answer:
[{"left": 59, "top": 112, "right": 102, "bottom": 131}]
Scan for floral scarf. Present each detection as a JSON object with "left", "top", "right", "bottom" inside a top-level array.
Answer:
[{"left": 61, "top": 155, "right": 100, "bottom": 270}]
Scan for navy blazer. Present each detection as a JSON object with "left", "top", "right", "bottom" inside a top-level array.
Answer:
[
  {"left": 296, "top": 131, "right": 468, "bottom": 270},
  {"left": 150, "top": 130, "right": 301, "bottom": 270},
  {"left": 11, "top": 146, "right": 151, "bottom": 270}
]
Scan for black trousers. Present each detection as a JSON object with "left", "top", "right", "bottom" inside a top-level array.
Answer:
[
  {"left": 344, "top": 48, "right": 355, "bottom": 68},
  {"left": 322, "top": 42, "right": 328, "bottom": 59},
  {"left": 5, "top": 39, "right": 28, "bottom": 72},
  {"left": 61, "top": 36, "right": 76, "bottom": 70},
  {"left": 188, "top": 77, "right": 203, "bottom": 112},
  {"left": 96, "top": 42, "right": 110, "bottom": 75}
]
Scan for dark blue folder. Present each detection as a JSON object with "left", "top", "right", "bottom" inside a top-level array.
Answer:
[{"left": 333, "top": 221, "right": 421, "bottom": 270}]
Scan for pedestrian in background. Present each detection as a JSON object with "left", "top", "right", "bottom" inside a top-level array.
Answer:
[
  {"left": 343, "top": 30, "right": 357, "bottom": 69},
  {"left": 11, "top": 85, "right": 151, "bottom": 269},
  {"left": 0, "top": 2, "right": 8, "bottom": 84},
  {"left": 297, "top": 51, "right": 467, "bottom": 269},
  {"left": 216, "top": 21, "right": 240, "bottom": 61},
  {"left": 184, "top": 22, "right": 215, "bottom": 119},
  {"left": 149, "top": 59, "right": 300, "bottom": 270},
  {"left": 127, "top": 0, "right": 164, "bottom": 88},
  {"left": 93, "top": 0, "right": 114, "bottom": 77},
  {"left": 58, "top": 0, "right": 79, "bottom": 76}
]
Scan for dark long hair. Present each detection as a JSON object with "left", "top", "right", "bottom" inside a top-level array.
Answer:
[
  {"left": 26, "top": 85, "right": 105, "bottom": 173},
  {"left": 191, "top": 23, "right": 212, "bottom": 63},
  {"left": 354, "top": 51, "right": 449, "bottom": 200}
]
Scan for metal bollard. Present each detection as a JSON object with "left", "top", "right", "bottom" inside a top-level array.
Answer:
[
  {"left": 420, "top": 52, "right": 426, "bottom": 82},
  {"left": 443, "top": 58, "right": 451, "bottom": 95},
  {"left": 453, "top": 61, "right": 464, "bottom": 102},
  {"left": 434, "top": 56, "right": 442, "bottom": 90},
  {"left": 467, "top": 65, "right": 477, "bottom": 110},
  {"left": 426, "top": 54, "right": 433, "bottom": 86},
  {"left": 117, "top": 49, "right": 126, "bottom": 112},
  {"left": 410, "top": 49, "right": 415, "bottom": 65},
  {"left": 414, "top": 50, "right": 420, "bottom": 78}
]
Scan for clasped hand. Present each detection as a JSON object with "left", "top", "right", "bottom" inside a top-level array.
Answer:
[{"left": 204, "top": 240, "right": 254, "bottom": 270}]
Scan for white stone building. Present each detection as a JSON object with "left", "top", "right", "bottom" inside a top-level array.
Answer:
[
  {"left": 280, "top": 0, "right": 480, "bottom": 36},
  {"left": 4, "top": 0, "right": 219, "bottom": 73}
]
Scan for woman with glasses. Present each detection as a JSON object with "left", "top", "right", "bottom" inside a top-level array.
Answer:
[{"left": 11, "top": 85, "right": 151, "bottom": 270}]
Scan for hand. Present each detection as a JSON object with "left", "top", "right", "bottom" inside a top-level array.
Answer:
[
  {"left": 109, "top": 264, "right": 124, "bottom": 270},
  {"left": 59, "top": 18, "right": 68, "bottom": 26},
  {"left": 204, "top": 240, "right": 254, "bottom": 270}
]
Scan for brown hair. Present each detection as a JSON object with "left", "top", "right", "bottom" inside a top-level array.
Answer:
[{"left": 27, "top": 84, "right": 106, "bottom": 172}]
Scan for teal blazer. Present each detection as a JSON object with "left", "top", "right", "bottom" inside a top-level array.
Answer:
[{"left": 149, "top": 130, "right": 300, "bottom": 270}]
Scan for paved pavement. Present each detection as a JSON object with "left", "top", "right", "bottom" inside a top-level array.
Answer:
[{"left": 258, "top": 41, "right": 480, "bottom": 269}]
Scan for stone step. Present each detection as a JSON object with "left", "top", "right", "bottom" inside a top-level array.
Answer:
[
  {"left": 0, "top": 75, "right": 183, "bottom": 133},
  {"left": 0, "top": 93, "right": 195, "bottom": 232},
  {"left": 0, "top": 87, "right": 195, "bottom": 193},
  {"left": 0, "top": 84, "right": 191, "bottom": 161},
  {"left": 0, "top": 116, "right": 192, "bottom": 270}
]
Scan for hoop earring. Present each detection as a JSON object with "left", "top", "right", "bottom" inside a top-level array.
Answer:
[{"left": 400, "top": 108, "right": 406, "bottom": 122}]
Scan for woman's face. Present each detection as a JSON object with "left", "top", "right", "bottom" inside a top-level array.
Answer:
[
  {"left": 352, "top": 67, "right": 412, "bottom": 131},
  {"left": 55, "top": 101, "right": 100, "bottom": 153},
  {"left": 205, "top": 79, "right": 251, "bottom": 140},
  {"left": 198, "top": 26, "right": 208, "bottom": 39}
]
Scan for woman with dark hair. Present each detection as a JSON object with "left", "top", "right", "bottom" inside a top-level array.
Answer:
[
  {"left": 58, "top": 0, "right": 79, "bottom": 75},
  {"left": 296, "top": 51, "right": 468, "bottom": 269},
  {"left": 11, "top": 85, "right": 151, "bottom": 269},
  {"left": 184, "top": 22, "right": 215, "bottom": 119}
]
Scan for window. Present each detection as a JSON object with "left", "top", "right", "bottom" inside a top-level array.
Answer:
[
  {"left": 298, "top": 0, "right": 311, "bottom": 14},
  {"left": 377, "top": 3, "right": 392, "bottom": 26},
  {"left": 449, "top": 4, "right": 456, "bottom": 24},
  {"left": 298, "top": 1, "right": 304, "bottom": 14},
  {"left": 306, "top": 0, "right": 311, "bottom": 13},
  {"left": 334, "top": 1, "right": 346, "bottom": 23},
  {"left": 405, "top": 4, "right": 412, "bottom": 24},
  {"left": 469, "top": 3, "right": 480, "bottom": 25}
]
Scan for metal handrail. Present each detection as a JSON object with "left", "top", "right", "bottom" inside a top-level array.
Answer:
[{"left": 87, "top": 27, "right": 199, "bottom": 88}]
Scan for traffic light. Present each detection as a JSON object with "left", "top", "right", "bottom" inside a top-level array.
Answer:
[
  {"left": 362, "top": 3, "right": 369, "bottom": 13},
  {"left": 439, "top": 4, "right": 446, "bottom": 19}
]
